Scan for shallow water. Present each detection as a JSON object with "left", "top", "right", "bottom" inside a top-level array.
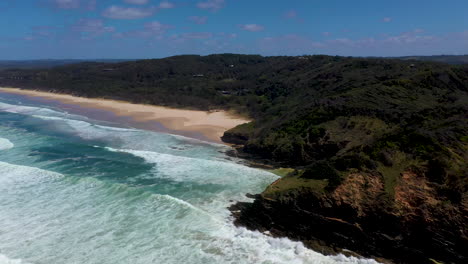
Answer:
[{"left": 0, "top": 94, "right": 379, "bottom": 264}]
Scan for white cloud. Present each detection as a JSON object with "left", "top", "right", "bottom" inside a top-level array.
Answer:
[
  {"left": 144, "top": 21, "right": 172, "bottom": 33},
  {"left": 102, "top": 6, "right": 155, "bottom": 19},
  {"left": 240, "top": 24, "right": 264, "bottom": 32},
  {"left": 72, "top": 19, "right": 115, "bottom": 35},
  {"left": 180, "top": 32, "right": 213, "bottom": 39},
  {"left": 113, "top": 21, "right": 172, "bottom": 39},
  {"left": 188, "top": 16, "right": 208, "bottom": 24},
  {"left": 382, "top": 29, "right": 433, "bottom": 44},
  {"left": 252, "top": 29, "right": 461, "bottom": 56},
  {"left": 46, "top": 0, "right": 96, "bottom": 10},
  {"left": 159, "top": 1, "right": 175, "bottom": 9},
  {"left": 284, "top": 10, "right": 297, "bottom": 19},
  {"left": 123, "top": 0, "right": 149, "bottom": 4},
  {"left": 23, "top": 26, "right": 58, "bottom": 41},
  {"left": 197, "top": 0, "right": 224, "bottom": 11},
  {"left": 50, "top": 0, "right": 80, "bottom": 9}
]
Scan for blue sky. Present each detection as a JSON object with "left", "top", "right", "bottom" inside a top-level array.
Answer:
[{"left": 0, "top": 0, "right": 467, "bottom": 59}]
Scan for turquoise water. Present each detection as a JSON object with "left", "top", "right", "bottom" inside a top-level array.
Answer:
[{"left": 0, "top": 95, "right": 378, "bottom": 264}]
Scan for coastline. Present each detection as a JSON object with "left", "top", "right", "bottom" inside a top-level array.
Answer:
[{"left": 0, "top": 87, "right": 250, "bottom": 143}]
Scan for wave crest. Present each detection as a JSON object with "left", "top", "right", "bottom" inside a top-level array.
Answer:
[
  {"left": 0, "top": 138, "right": 14, "bottom": 151},
  {"left": 0, "top": 253, "right": 30, "bottom": 264}
]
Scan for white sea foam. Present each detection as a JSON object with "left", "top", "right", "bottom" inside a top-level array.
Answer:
[
  {"left": 106, "top": 147, "right": 278, "bottom": 185},
  {"left": 0, "top": 161, "right": 62, "bottom": 186},
  {"left": 0, "top": 138, "right": 13, "bottom": 150},
  {"left": 100, "top": 151, "right": 381, "bottom": 264},
  {"left": 0, "top": 254, "right": 29, "bottom": 264},
  {"left": 33, "top": 115, "right": 137, "bottom": 132},
  {"left": 215, "top": 226, "right": 381, "bottom": 264},
  {"left": 0, "top": 161, "right": 377, "bottom": 264},
  {"left": 0, "top": 102, "right": 68, "bottom": 118}
]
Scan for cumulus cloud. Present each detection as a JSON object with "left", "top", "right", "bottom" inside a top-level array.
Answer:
[
  {"left": 114, "top": 21, "right": 172, "bottom": 39},
  {"left": 284, "top": 10, "right": 297, "bottom": 19},
  {"left": 49, "top": 0, "right": 80, "bottom": 9},
  {"left": 283, "top": 9, "right": 304, "bottom": 23},
  {"left": 240, "top": 24, "right": 264, "bottom": 32},
  {"left": 382, "top": 30, "right": 436, "bottom": 44},
  {"left": 197, "top": 0, "right": 224, "bottom": 11},
  {"left": 188, "top": 16, "right": 208, "bottom": 24},
  {"left": 72, "top": 18, "right": 115, "bottom": 35},
  {"left": 250, "top": 28, "right": 468, "bottom": 56},
  {"left": 102, "top": 6, "right": 155, "bottom": 19},
  {"left": 123, "top": 0, "right": 149, "bottom": 5},
  {"left": 168, "top": 31, "right": 235, "bottom": 46},
  {"left": 305, "top": 29, "right": 460, "bottom": 56},
  {"left": 259, "top": 34, "right": 325, "bottom": 54},
  {"left": 144, "top": 21, "right": 172, "bottom": 34},
  {"left": 180, "top": 32, "right": 213, "bottom": 39},
  {"left": 45, "top": 0, "right": 96, "bottom": 10},
  {"left": 159, "top": 1, "right": 175, "bottom": 9},
  {"left": 23, "top": 26, "right": 58, "bottom": 41}
]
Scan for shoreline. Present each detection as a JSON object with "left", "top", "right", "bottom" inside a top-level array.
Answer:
[{"left": 0, "top": 87, "right": 250, "bottom": 144}]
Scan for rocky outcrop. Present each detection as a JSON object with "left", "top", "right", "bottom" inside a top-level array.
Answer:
[
  {"left": 221, "top": 131, "right": 249, "bottom": 145},
  {"left": 231, "top": 171, "right": 468, "bottom": 263}
]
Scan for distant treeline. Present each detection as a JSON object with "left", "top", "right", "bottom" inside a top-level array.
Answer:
[
  {"left": 397, "top": 55, "right": 468, "bottom": 65},
  {"left": 0, "top": 54, "right": 466, "bottom": 70},
  {"left": 0, "top": 59, "right": 133, "bottom": 70}
]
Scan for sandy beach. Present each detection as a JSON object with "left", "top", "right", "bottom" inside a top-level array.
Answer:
[{"left": 0, "top": 87, "right": 249, "bottom": 143}]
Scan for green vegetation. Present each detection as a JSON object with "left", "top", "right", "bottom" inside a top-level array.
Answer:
[
  {"left": 398, "top": 55, "right": 468, "bottom": 65},
  {"left": 268, "top": 167, "right": 295, "bottom": 177},
  {"left": 263, "top": 175, "right": 328, "bottom": 200},
  {"left": 375, "top": 151, "right": 420, "bottom": 197},
  {"left": 301, "top": 161, "right": 342, "bottom": 191},
  {"left": 0, "top": 59, "right": 131, "bottom": 70},
  {"left": 0, "top": 54, "right": 467, "bottom": 200}
]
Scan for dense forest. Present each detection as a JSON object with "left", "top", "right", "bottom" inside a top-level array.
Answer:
[
  {"left": 397, "top": 55, "right": 468, "bottom": 65},
  {"left": 0, "top": 59, "right": 131, "bottom": 70},
  {"left": 1, "top": 54, "right": 467, "bottom": 263},
  {"left": 1, "top": 54, "right": 465, "bottom": 70}
]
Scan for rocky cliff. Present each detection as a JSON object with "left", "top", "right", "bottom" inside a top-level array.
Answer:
[{"left": 231, "top": 168, "right": 468, "bottom": 263}]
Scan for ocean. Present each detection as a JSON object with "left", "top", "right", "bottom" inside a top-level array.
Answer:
[{"left": 0, "top": 93, "right": 378, "bottom": 264}]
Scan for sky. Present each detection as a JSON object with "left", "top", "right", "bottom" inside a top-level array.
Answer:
[{"left": 0, "top": 0, "right": 467, "bottom": 59}]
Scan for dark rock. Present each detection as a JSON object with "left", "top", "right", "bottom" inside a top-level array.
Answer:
[{"left": 231, "top": 172, "right": 468, "bottom": 264}]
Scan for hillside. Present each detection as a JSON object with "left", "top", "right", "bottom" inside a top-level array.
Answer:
[
  {"left": 0, "top": 59, "right": 131, "bottom": 70},
  {"left": 398, "top": 55, "right": 468, "bottom": 65},
  {"left": 0, "top": 54, "right": 467, "bottom": 263}
]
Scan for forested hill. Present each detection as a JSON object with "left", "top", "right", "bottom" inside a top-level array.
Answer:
[
  {"left": 397, "top": 55, "right": 468, "bottom": 65},
  {"left": 0, "top": 59, "right": 132, "bottom": 70},
  {"left": 1, "top": 54, "right": 467, "bottom": 263}
]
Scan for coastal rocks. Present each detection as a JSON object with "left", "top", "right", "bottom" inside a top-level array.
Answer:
[
  {"left": 221, "top": 131, "right": 249, "bottom": 145},
  {"left": 231, "top": 171, "right": 468, "bottom": 263}
]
